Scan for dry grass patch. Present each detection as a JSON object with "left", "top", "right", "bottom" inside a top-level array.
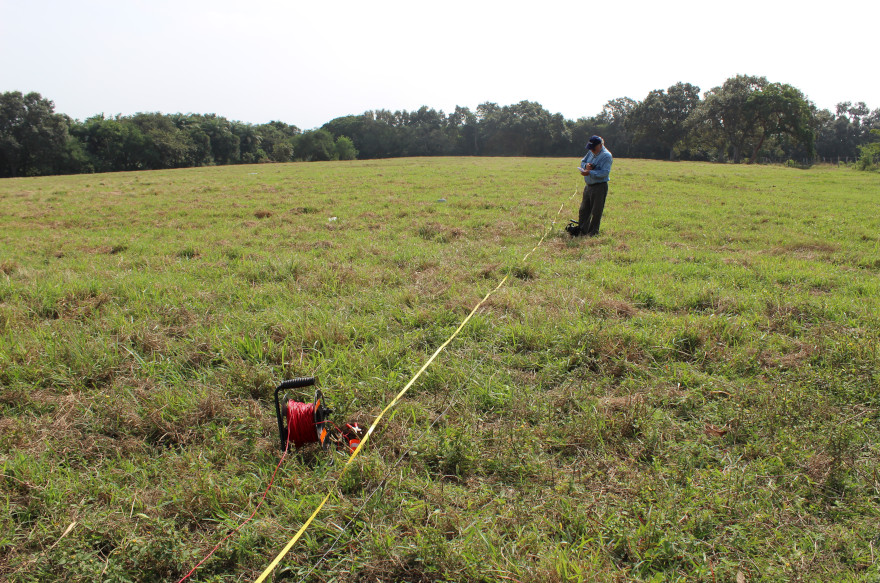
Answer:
[
  {"left": 0, "top": 260, "right": 17, "bottom": 275},
  {"left": 776, "top": 241, "right": 839, "bottom": 254},
  {"left": 761, "top": 342, "right": 817, "bottom": 370},
  {"left": 598, "top": 393, "right": 645, "bottom": 412},
  {"left": 590, "top": 296, "right": 639, "bottom": 319},
  {"left": 54, "top": 291, "right": 111, "bottom": 320}
]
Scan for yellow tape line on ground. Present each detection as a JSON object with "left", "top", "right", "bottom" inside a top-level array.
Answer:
[{"left": 254, "top": 191, "right": 577, "bottom": 583}]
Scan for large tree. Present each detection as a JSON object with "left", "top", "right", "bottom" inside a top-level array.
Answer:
[
  {"left": 0, "top": 91, "right": 70, "bottom": 177},
  {"left": 631, "top": 82, "right": 701, "bottom": 160},
  {"left": 595, "top": 97, "right": 638, "bottom": 157},
  {"left": 691, "top": 75, "right": 767, "bottom": 163},
  {"left": 745, "top": 83, "right": 814, "bottom": 163},
  {"left": 690, "top": 76, "right": 817, "bottom": 163}
]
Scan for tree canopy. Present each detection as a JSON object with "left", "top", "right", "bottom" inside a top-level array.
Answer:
[{"left": 0, "top": 91, "right": 71, "bottom": 177}]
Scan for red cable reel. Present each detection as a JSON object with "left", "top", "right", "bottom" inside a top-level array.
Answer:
[{"left": 274, "top": 377, "right": 362, "bottom": 453}]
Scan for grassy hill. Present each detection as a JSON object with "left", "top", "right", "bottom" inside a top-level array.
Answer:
[{"left": 1, "top": 157, "right": 878, "bottom": 582}]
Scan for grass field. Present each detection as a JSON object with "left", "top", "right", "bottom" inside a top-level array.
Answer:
[{"left": 1, "top": 157, "right": 878, "bottom": 582}]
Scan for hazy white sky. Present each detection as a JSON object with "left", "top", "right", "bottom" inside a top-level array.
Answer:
[{"left": 2, "top": 0, "right": 877, "bottom": 129}]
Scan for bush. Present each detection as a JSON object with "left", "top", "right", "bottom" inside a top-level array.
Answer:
[
  {"left": 335, "top": 135, "right": 358, "bottom": 160},
  {"left": 294, "top": 129, "right": 337, "bottom": 161},
  {"left": 855, "top": 129, "right": 880, "bottom": 171},
  {"left": 854, "top": 155, "right": 875, "bottom": 171}
]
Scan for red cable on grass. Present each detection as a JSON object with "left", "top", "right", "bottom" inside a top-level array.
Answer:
[{"left": 176, "top": 401, "right": 316, "bottom": 583}]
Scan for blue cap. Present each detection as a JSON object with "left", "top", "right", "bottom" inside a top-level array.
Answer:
[{"left": 586, "top": 135, "right": 602, "bottom": 149}]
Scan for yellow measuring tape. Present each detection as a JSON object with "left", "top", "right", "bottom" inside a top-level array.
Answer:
[{"left": 254, "top": 194, "right": 576, "bottom": 583}]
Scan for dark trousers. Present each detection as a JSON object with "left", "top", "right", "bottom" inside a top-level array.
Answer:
[{"left": 579, "top": 182, "right": 608, "bottom": 236}]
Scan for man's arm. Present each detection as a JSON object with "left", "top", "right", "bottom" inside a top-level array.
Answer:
[
  {"left": 589, "top": 152, "right": 612, "bottom": 180},
  {"left": 580, "top": 154, "right": 593, "bottom": 175}
]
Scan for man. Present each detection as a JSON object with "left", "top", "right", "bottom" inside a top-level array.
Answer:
[{"left": 577, "top": 135, "right": 613, "bottom": 237}]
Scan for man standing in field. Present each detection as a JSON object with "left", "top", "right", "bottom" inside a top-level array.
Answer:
[{"left": 578, "top": 135, "right": 613, "bottom": 237}]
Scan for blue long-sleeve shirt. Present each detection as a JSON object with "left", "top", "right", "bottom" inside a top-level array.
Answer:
[{"left": 580, "top": 146, "right": 613, "bottom": 185}]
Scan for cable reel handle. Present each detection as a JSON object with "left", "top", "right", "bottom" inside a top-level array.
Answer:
[{"left": 277, "top": 377, "right": 316, "bottom": 390}]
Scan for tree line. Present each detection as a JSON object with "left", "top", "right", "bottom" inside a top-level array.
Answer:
[
  {"left": 0, "top": 94, "right": 356, "bottom": 178},
  {"left": 2, "top": 74, "right": 878, "bottom": 178}
]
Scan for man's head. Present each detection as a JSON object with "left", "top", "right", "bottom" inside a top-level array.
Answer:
[{"left": 586, "top": 135, "right": 603, "bottom": 152}]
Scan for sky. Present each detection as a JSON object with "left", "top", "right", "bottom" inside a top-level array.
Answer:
[{"left": 2, "top": 0, "right": 877, "bottom": 130}]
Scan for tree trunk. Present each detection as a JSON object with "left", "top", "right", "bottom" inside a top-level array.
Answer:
[{"left": 749, "top": 131, "right": 766, "bottom": 164}]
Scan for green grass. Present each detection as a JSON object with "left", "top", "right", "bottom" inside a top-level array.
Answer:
[{"left": 1, "top": 157, "right": 879, "bottom": 582}]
